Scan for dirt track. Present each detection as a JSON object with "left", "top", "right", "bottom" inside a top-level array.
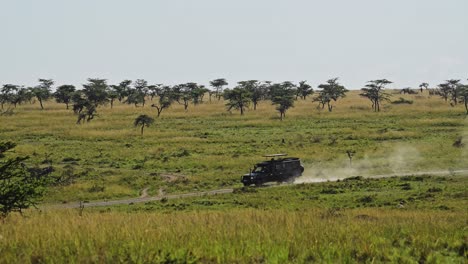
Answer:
[{"left": 45, "top": 169, "right": 468, "bottom": 209}]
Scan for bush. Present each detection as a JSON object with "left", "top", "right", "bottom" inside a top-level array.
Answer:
[
  {"left": 391, "top": 97, "right": 413, "bottom": 104},
  {"left": 0, "top": 142, "right": 53, "bottom": 218},
  {"left": 358, "top": 195, "right": 375, "bottom": 203}
]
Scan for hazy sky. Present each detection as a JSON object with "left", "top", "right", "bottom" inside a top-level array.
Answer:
[{"left": 1, "top": 0, "right": 467, "bottom": 89}]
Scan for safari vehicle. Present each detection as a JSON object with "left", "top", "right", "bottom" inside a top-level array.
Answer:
[{"left": 241, "top": 154, "right": 304, "bottom": 186}]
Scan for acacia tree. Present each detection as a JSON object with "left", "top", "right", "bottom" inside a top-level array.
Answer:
[
  {"left": 82, "top": 78, "right": 109, "bottom": 107},
  {"left": 133, "top": 79, "right": 149, "bottom": 107},
  {"left": 315, "top": 78, "right": 348, "bottom": 112},
  {"left": 11, "top": 87, "right": 33, "bottom": 107},
  {"left": 71, "top": 91, "right": 97, "bottom": 124},
  {"left": 0, "top": 85, "right": 32, "bottom": 108},
  {"left": 297, "top": 81, "right": 314, "bottom": 100},
  {"left": 32, "top": 79, "right": 53, "bottom": 109},
  {"left": 237, "top": 80, "right": 264, "bottom": 110},
  {"left": 270, "top": 82, "right": 295, "bottom": 120},
  {"left": 224, "top": 87, "right": 251, "bottom": 115},
  {"left": 54, "top": 85, "right": 76, "bottom": 109},
  {"left": 173, "top": 84, "right": 193, "bottom": 111},
  {"left": 458, "top": 83, "right": 468, "bottom": 114},
  {"left": 209, "top": 78, "right": 228, "bottom": 100},
  {"left": 147, "top": 84, "right": 161, "bottom": 101},
  {"left": 0, "top": 142, "right": 53, "bottom": 218},
  {"left": 151, "top": 86, "right": 174, "bottom": 117},
  {"left": 110, "top": 80, "right": 132, "bottom": 103},
  {"left": 360, "top": 79, "right": 392, "bottom": 112},
  {"left": 446, "top": 79, "right": 461, "bottom": 106},
  {"left": 0, "top": 84, "right": 19, "bottom": 109},
  {"left": 134, "top": 114, "right": 155, "bottom": 135},
  {"left": 419, "top": 82, "right": 429, "bottom": 93}
]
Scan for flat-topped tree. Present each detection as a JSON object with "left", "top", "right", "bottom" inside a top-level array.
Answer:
[
  {"left": 133, "top": 79, "right": 149, "bottom": 107},
  {"left": 360, "top": 79, "right": 392, "bottom": 112},
  {"left": 210, "top": 78, "right": 228, "bottom": 100},
  {"left": 270, "top": 82, "right": 295, "bottom": 120},
  {"left": 458, "top": 82, "right": 468, "bottom": 114},
  {"left": 71, "top": 90, "right": 97, "bottom": 124},
  {"left": 147, "top": 84, "right": 162, "bottom": 101},
  {"left": 173, "top": 84, "right": 193, "bottom": 111},
  {"left": 437, "top": 79, "right": 461, "bottom": 106},
  {"left": 297, "top": 81, "right": 314, "bottom": 100},
  {"left": 419, "top": 82, "right": 429, "bottom": 93},
  {"left": 82, "top": 78, "right": 109, "bottom": 107},
  {"left": 11, "top": 87, "right": 33, "bottom": 108},
  {"left": 110, "top": 80, "right": 132, "bottom": 103},
  {"left": 32, "top": 79, "right": 53, "bottom": 109},
  {"left": 0, "top": 86, "right": 28, "bottom": 108},
  {"left": 224, "top": 87, "right": 251, "bottom": 115},
  {"left": 315, "top": 78, "right": 348, "bottom": 112},
  {"left": 54, "top": 85, "right": 76, "bottom": 109},
  {"left": 125, "top": 79, "right": 148, "bottom": 107},
  {"left": 446, "top": 79, "right": 461, "bottom": 106},
  {"left": 134, "top": 114, "right": 154, "bottom": 136},
  {"left": 237, "top": 80, "right": 265, "bottom": 110},
  {"left": 151, "top": 86, "right": 174, "bottom": 117},
  {"left": 1, "top": 84, "right": 17, "bottom": 109}
]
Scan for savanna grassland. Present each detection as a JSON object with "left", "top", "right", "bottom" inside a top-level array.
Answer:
[{"left": 1, "top": 90, "right": 467, "bottom": 263}]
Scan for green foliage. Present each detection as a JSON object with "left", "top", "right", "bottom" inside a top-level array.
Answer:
[
  {"left": 360, "top": 79, "right": 392, "bottom": 111},
  {"left": 0, "top": 142, "right": 53, "bottom": 217},
  {"left": 315, "top": 78, "right": 348, "bottom": 112},
  {"left": 269, "top": 82, "right": 296, "bottom": 120},
  {"left": 151, "top": 86, "right": 174, "bottom": 117},
  {"left": 82, "top": 78, "right": 109, "bottom": 107},
  {"left": 209, "top": 78, "right": 228, "bottom": 100},
  {"left": 391, "top": 97, "right": 413, "bottom": 105},
  {"left": 223, "top": 86, "right": 251, "bottom": 115},
  {"left": 296, "top": 80, "right": 313, "bottom": 100},
  {"left": 134, "top": 114, "right": 155, "bottom": 135},
  {"left": 32, "top": 79, "right": 54, "bottom": 109},
  {"left": 54, "top": 85, "right": 76, "bottom": 109}
]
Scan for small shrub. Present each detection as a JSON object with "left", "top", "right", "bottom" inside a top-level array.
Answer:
[
  {"left": 391, "top": 97, "right": 413, "bottom": 104},
  {"left": 358, "top": 195, "right": 375, "bottom": 203},
  {"left": 427, "top": 187, "right": 442, "bottom": 193},
  {"left": 233, "top": 187, "right": 258, "bottom": 193},
  {"left": 399, "top": 183, "right": 412, "bottom": 190},
  {"left": 310, "top": 136, "right": 322, "bottom": 143},
  {"left": 344, "top": 176, "right": 363, "bottom": 181},
  {"left": 452, "top": 137, "right": 464, "bottom": 148},
  {"left": 62, "top": 157, "right": 81, "bottom": 163},
  {"left": 320, "top": 188, "right": 343, "bottom": 194},
  {"left": 328, "top": 136, "right": 338, "bottom": 146},
  {"left": 436, "top": 205, "right": 450, "bottom": 210},
  {"left": 88, "top": 185, "right": 105, "bottom": 193}
]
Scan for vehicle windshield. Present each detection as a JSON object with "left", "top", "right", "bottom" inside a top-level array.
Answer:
[{"left": 253, "top": 166, "right": 266, "bottom": 173}]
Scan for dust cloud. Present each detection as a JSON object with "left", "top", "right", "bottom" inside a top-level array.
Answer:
[{"left": 295, "top": 145, "right": 422, "bottom": 184}]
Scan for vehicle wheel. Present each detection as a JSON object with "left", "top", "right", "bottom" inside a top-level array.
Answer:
[{"left": 285, "top": 177, "right": 295, "bottom": 184}]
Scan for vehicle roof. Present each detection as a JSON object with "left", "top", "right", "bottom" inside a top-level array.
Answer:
[{"left": 256, "top": 157, "right": 300, "bottom": 165}]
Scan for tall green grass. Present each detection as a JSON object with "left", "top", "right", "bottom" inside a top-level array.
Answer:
[{"left": 0, "top": 208, "right": 465, "bottom": 263}]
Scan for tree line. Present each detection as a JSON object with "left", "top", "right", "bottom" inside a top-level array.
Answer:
[{"left": 1, "top": 78, "right": 468, "bottom": 122}]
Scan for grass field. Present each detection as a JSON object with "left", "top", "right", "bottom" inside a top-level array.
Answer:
[
  {"left": 1, "top": 90, "right": 467, "bottom": 263},
  {"left": 1, "top": 90, "right": 467, "bottom": 202},
  {"left": 1, "top": 175, "right": 467, "bottom": 263}
]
